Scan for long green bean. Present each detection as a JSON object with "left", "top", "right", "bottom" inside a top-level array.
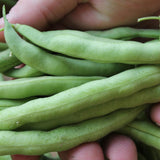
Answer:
[
  {"left": 119, "top": 120, "right": 160, "bottom": 150},
  {"left": 0, "top": 43, "right": 8, "bottom": 51},
  {"left": 0, "top": 76, "right": 104, "bottom": 99},
  {"left": 4, "top": 65, "right": 44, "bottom": 78},
  {"left": 0, "top": 155, "right": 11, "bottom": 160},
  {"left": 87, "top": 27, "right": 160, "bottom": 40},
  {"left": 0, "top": 65, "right": 158, "bottom": 130},
  {"left": 20, "top": 84, "right": 160, "bottom": 131},
  {"left": 0, "top": 97, "right": 35, "bottom": 108},
  {"left": 0, "top": 106, "right": 145, "bottom": 155},
  {"left": 11, "top": 24, "right": 160, "bottom": 64},
  {"left": 2, "top": 11, "right": 134, "bottom": 76},
  {"left": 0, "top": 49, "right": 21, "bottom": 73}
]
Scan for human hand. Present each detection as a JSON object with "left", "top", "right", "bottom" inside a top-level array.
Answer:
[
  {"left": 0, "top": 0, "right": 160, "bottom": 41},
  {"left": 1, "top": 0, "right": 160, "bottom": 160}
]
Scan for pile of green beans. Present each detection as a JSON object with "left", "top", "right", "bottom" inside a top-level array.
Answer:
[{"left": 0, "top": 6, "right": 160, "bottom": 159}]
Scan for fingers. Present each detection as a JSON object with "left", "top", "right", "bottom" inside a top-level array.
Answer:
[
  {"left": 59, "top": 142, "right": 105, "bottom": 160},
  {"left": 150, "top": 103, "right": 160, "bottom": 125},
  {"left": 0, "top": 0, "right": 78, "bottom": 41},
  {"left": 11, "top": 155, "right": 40, "bottom": 160},
  {"left": 104, "top": 134, "right": 138, "bottom": 160},
  {"left": 59, "top": 134, "right": 138, "bottom": 160}
]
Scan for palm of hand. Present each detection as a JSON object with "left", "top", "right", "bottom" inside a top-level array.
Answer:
[
  {"left": 61, "top": 0, "right": 160, "bottom": 29},
  {"left": 7, "top": 0, "right": 160, "bottom": 31}
]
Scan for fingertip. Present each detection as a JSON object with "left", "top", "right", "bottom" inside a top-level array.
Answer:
[
  {"left": 59, "top": 142, "right": 104, "bottom": 160},
  {"left": 150, "top": 103, "right": 160, "bottom": 126},
  {"left": 104, "top": 134, "right": 137, "bottom": 160},
  {"left": 0, "top": 17, "right": 5, "bottom": 42}
]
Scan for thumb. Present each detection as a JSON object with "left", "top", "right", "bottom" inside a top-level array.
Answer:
[{"left": 0, "top": 0, "right": 78, "bottom": 41}]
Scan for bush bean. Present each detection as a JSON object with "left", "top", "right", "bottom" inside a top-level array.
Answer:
[
  {"left": 20, "top": 84, "right": 160, "bottom": 130},
  {"left": 12, "top": 24, "right": 160, "bottom": 64},
  {"left": 0, "top": 106, "right": 145, "bottom": 155},
  {"left": 0, "top": 49, "right": 21, "bottom": 73},
  {"left": 87, "top": 27, "right": 160, "bottom": 40},
  {"left": 0, "top": 65, "right": 158, "bottom": 130},
  {"left": 0, "top": 76, "right": 103, "bottom": 99},
  {"left": 119, "top": 120, "right": 160, "bottom": 150}
]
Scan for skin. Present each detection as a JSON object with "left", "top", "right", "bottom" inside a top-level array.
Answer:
[{"left": 0, "top": 0, "right": 160, "bottom": 159}]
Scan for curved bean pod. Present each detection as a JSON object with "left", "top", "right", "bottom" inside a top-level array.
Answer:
[
  {"left": 0, "top": 155, "right": 11, "bottom": 160},
  {"left": 0, "top": 106, "right": 145, "bottom": 155},
  {"left": 0, "top": 97, "right": 35, "bottom": 108},
  {"left": 119, "top": 120, "right": 160, "bottom": 150},
  {"left": 0, "top": 65, "right": 159, "bottom": 130},
  {"left": 12, "top": 24, "right": 160, "bottom": 64},
  {"left": 87, "top": 27, "right": 160, "bottom": 40},
  {"left": 4, "top": 65, "right": 44, "bottom": 78},
  {"left": 20, "top": 84, "right": 160, "bottom": 130},
  {"left": 0, "top": 76, "right": 103, "bottom": 99},
  {"left": 4, "top": 61, "right": 132, "bottom": 78},
  {"left": 3, "top": 17, "right": 133, "bottom": 76},
  {"left": 0, "top": 74, "right": 3, "bottom": 81},
  {"left": 0, "top": 42, "right": 8, "bottom": 51},
  {"left": 0, "top": 49, "right": 21, "bottom": 73}
]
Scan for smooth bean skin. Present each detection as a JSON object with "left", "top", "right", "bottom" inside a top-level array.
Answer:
[
  {"left": 87, "top": 27, "right": 160, "bottom": 40},
  {"left": 0, "top": 65, "right": 159, "bottom": 130},
  {"left": 4, "top": 61, "right": 132, "bottom": 78},
  {"left": 4, "top": 65, "right": 44, "bottom": 78},
  {"left": 3, "top": 18, "right": 133, "bottom": 76},
  {"left": 0, "top": 155, "right": 11, "bottom": 160},
  {"left": 119, "top": 120, "right": 160, "bottom": 150},
  {"left": 0, "top": 97, "right": 35, "bottom": 108},
  {"left": 0, "top": 42, "right": 8, "bottom": 51},
  {"left": 0, "top": 76, "right": 103, "bottom": 99},
  {"left": 0, "top": 74, "right": 3, "bottom": 81},
  {"left": 20, "top": 84, "right": 160, "bottom": 131},
  {"left": 0, "top": 107, "right": 145, "bottom": 156},
  {"left": 13, "top": 24, "right": 160, "bottom": 64},
  {"left": 0, "top": 49, "right": 21, "bottom": 73}
]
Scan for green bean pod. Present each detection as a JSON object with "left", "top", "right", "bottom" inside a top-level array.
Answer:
[
  {"left": 0, "top": 155, "right": 11, "bottom": 160},
  {"left": 20, "top": 84, "right": 160, "bottom": 131},
  {"left": 4, "top": 65, "right": 44, "bottom": 78},
  {"left": 0, "top": 74, "right": 4, "bottom": 81},
  {"left": 87, "top": 27, "right": 160, "bottom": 40},
  {"left": 0, "top": 97, "right": 35, "bottom": 109},
  {"left": 0, "top": 65, "right": 159, "bottom": 130},
  {"left": 3, "top": 15, "right": 133, "bottom": 76},
  {"left": 0, "top": 76, "right": 104, "bottom": 99},
  {"left": 0, "top": 49, "right": 21, "bottom": 73},
  {"left": 4, "top": 61, "right": 132, "bottom": 78},
  {"left": 119, "top": 120, "right": 160, "bottom": 150},
  {"left": 0, "top": 42, "right": 8, "bottom": 51},
  {"left": 11, "top": 23, "right": 160, "bottom": 64},
  {"left": 0, "top": 106, "right": 145, "bottom": 155}
]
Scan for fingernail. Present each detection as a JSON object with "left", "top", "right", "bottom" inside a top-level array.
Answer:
[{"left": 0, "top": 17, "right": 4, "bottom": 28}]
